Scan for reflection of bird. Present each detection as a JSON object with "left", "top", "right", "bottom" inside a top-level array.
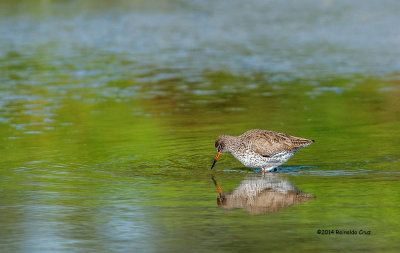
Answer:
[
  {"left": 210, "top": 129, "right": 314, "bottom": 173},
  {"left": 212, "top": 174, "right": 313, "bottom": 215}
]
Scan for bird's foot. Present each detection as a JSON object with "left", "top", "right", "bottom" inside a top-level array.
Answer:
[{"left": 261, "top": 168, "right": 277, "bottom": 175}]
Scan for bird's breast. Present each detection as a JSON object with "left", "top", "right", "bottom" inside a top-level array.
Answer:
[{"left": 231, "top": 150, "right": 262, "bottom": 168}]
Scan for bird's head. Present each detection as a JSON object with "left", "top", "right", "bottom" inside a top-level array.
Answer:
[
  {"left": 210, "top": 135, "right": 231, "bottom": 169},
  {"left": 215, "top": 135, "right": 230, "bottom": 153}
]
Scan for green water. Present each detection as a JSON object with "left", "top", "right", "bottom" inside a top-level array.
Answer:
[{"left": 1, "top": 0, "right": 400, "bottom": 252}]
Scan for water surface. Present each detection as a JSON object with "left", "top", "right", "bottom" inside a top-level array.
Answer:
[{"left": 1, "top": 0, "right": 400, "bottom": 252}]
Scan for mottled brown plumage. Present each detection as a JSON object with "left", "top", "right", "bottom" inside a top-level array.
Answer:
[
  {"left": 211, "top": 129, "right": 314, "bottom": 172},
  {"left": 243, "top": 129, "right": 314, "bottom": 157}
]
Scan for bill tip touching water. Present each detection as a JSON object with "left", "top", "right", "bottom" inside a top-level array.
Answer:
[{"left": 210, "top": 129, "right": 314, "bottom": 173}]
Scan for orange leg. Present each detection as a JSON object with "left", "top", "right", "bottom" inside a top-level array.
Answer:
[{"left": 262, "top": 168, "right": 277, "bottom": 173}]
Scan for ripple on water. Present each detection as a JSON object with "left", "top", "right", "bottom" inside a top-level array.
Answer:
[
  {"left": 214, "top": 165, "right": 400, "bottom": 177},
  {"left": 306, "top": 86, "right": 344, "bottom": 97},
  {"left": 24, "top": 131, "right": 43, "bottom": 135}
]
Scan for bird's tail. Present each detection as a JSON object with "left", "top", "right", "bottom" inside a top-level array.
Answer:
[{"left": 292, "top": 138, "right": 314, "bottom": 148}]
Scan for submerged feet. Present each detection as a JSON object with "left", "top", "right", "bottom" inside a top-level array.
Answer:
[{"left": 261, "top": 168, "right": 277, "bottom": 175}]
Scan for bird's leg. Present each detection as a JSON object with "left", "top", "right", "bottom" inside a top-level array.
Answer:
[{"left": 261, "top": 168, "right": 266, "bottom": 175}]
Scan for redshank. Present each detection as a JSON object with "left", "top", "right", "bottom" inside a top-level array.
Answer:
[{"left": 210, "top": 129, "right": 314, "bottom": 173}]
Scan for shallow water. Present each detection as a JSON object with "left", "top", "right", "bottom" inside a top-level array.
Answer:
[{"left": 1, "top": 0, "right": 400, "bottom": 252}]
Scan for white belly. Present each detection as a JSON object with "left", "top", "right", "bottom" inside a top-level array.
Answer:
[{"left": 231, "top": 150, "right": 297, "bottom": 169}]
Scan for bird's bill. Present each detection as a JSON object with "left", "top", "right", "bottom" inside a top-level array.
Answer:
[
  {"left": 212, "top": 178, "right": 222, "bottom": 196},
  {"left": 210, "top": 151, "right": 221, "bottom": 169}
]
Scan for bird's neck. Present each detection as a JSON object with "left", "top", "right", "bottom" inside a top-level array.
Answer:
[{"left": 222, "top": 135, "right": 238, "bottom": 153}]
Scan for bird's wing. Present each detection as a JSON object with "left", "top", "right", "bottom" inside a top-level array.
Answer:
[{"left": 250, "top": 131, "right": 313, "bottom": 157}]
